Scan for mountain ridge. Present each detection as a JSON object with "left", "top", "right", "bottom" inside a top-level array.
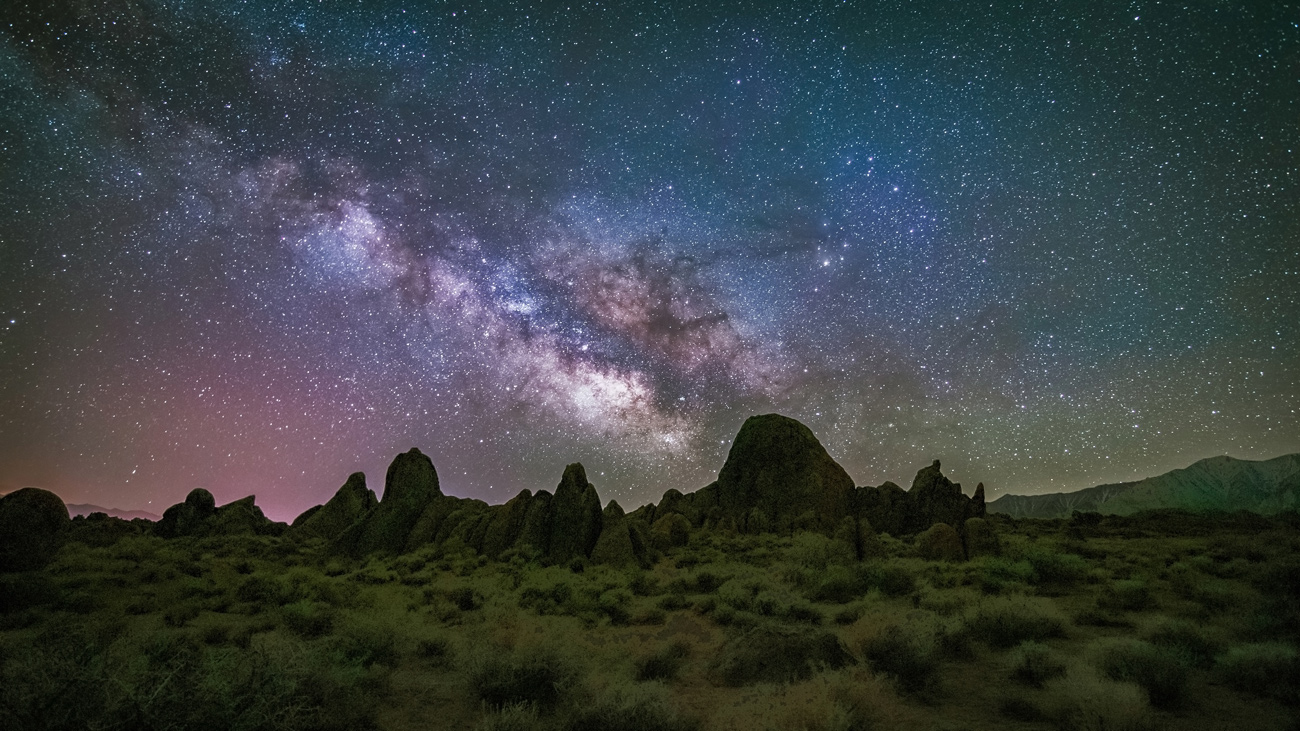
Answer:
[{"left": 987, "top": 452, "right": 1300, "bottom": 518}]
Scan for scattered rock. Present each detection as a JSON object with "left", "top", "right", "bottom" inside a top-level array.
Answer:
[
  {"left": 908, "top": 461, "right": 972, "bottom": 533},
  {"left": 0, "top": 488, "right": 71, "bottom": 572}
]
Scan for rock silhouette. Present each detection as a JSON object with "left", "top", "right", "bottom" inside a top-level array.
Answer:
[
  {"left": 346, "top": 448, "right": 441, "bottom": 555},
  {"left": 715, "top": 413, "right": 854, "bottom": 533},
  {"left": 155, "top": 488, "right": 283, "bottom": 538},
  {"left": 0, "top": 487, "right": 71, "bottom": 572},
  {"left": 290, "top": 472, "right": 377, "bottom": 541},
  {"left": 139, "top": 413, "right": 997, "bottom": 563}
]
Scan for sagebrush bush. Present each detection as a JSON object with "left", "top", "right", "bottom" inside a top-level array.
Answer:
[
  {"left": 469, "top": 644, "right": 578, "bottom": 714},
  {"left": 566, "top": 681, "right": 699, "bottom": 731},
  {"left": 1042, "top": 666, "right": 1152, "bottom": 731},
  {"left": 1023, "top": 548, "right": 1088, "bottom": 588},
  {"left": 1095, "top": 639, "right": 1189, "bottom": 710},
  {"left": 634, "top": 641, "right": 691, "bottom": 682},
  {"left": 966, "top": 597, "right": 1067, "bottom": 649},
  {"left": 1216, "top": 642, "right": 1300, "bottom": 704},
  {"left": 862, "top": 624, "right": 939, "bottom": 695},
  {"left": 710, "top": 625, "right": 854, "bottom": 686},
  {"left": 1146, "top": 620, "right": 1220, "bottom": 669},
  {"left": 1097, "top": 580, "right": 1152, "bottom": 612},
  {"left": 1009, "top": 641, "right": 1066, "bottom": 688}
]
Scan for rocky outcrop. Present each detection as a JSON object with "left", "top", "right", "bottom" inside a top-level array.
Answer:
[
  {"left": 854, "top": 481, "right": 910, "bottom": 537},
  {"left": 590, "top": 500, "right": 649, "bottom": 568},
  {"left": 347, "top": 448, "right": 441, "bottom": 555},
  {"left": 714, "top": 414, "right": 854, "bottom": 533},
  {"left": 907, "top": 461, "right": 977, "bottom": 534},
  {"left": 156, "top": 488, "right": 217, "bottom": 538},
  {"left": 0, "top": 488, "right": 71, "bottom": 572},
  {"left": 480, "top": 489, "right": 534, "bottom": 558},
  {"left": 290, "top": 473, "right": 376, "bottom": 541},
  {"left": 156, "top": 489, "right": 283, "bottom": 538},
  {"left": 546, "top": 464, "right": 603, "bottom": 564}
]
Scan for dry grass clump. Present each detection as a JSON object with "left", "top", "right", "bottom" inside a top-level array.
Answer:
[
  {"left": 1093, "top": 638, "right": 1189, "bottom": 710},
  {"left": 1008, "top": 641, "right": 1066, "bottom": 688},
  {"left": 964, "top": 596, "right": 1068, "bottom": 649},
  {"left": 1039, "top": 662, "right": 1153, "bottom": 731},
  {"left": 467, "top": 641, "right": 580, "bottom": 714},
  {"left": 708, "top": 624, "right": 855, "bottom": 686},
  {"left": 1215, "top": 642, "right": 1300, "bottom": 704},
  {"left": 860, "top": 622, "right": 940, "bottom": 696},
  {"left": 634, "top": 641, "right": 691, "bottom": 682}
]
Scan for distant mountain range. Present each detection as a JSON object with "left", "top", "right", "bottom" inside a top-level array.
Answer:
[
  {"left": 987, "top": 453, "right": 1300, "bottom": 518},
  {"left": 66, "top": 503, "right": 161, "bottom": 521}
]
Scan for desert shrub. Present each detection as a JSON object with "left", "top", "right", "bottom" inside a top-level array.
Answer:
[
  {"left": 1024, "top": 548, "right": 1088, "bottom": 588},
  {"left": 629, "top": 572, "right": 661, "bottom": 597},
  {"left": 1009, "top": 641, "right": 1066, "bottom": 688},
  {"left": 631, "top": 607, "right": 668, "bottom": 626},
  {"left": 810, "top": 564, "right": 869, "bottom": 604},
  {"left": 475, "top": 702, "right": 539, "bottom": 731},
  {"left": 0, "top": 573, "right": 60, "bottom": 613},
  {"left": 861, "top": 624, "right": 939, "bottom": 695},
  {"left": 1215, "top": 642, "right": 1300, "bottom": 704},
  {"left": 867, "top": 562, "right": 916, "bottom": 598},
  {"left": 162, "top": 600, "right": 202, "bottom": 628},
  {"left": 709, "top": 625, "right": 854, "bottom": 686},
  {"left": 1097, "top": 579, "right": 1153, "bottom": 612},
  {"left": 598, "top": 588, "right": 633, "bottom": 624},
  {"left": 832, "top": 604, "right": 863, "bottom": 625},
  {"left": 281, "top": 600, "right": 335, "bottom": 638},
  {"left": 966, "top": 597, "right": 1067, "bottom": 649},
  {"left": 520, "top": 580, "right": 574, "bottom": 615},
  {"left": 979, "top": 557, "right": 1035, "bottom": 594},
  {"left": 634, "top": 641, "right": 690, "bottom": 682},
  {"left": 449, "top": 585, "right": 482, "bottom": 611},
  {"left": 788, "top": 532, "right": 855, "bottom": 572},
  {"left": 235, "top": 574, "right": 285, "bottom": 606},
  {"left": 1095, "top": 639, "right": 1189, "bottom": 709},
  {"left": 470, "top": 644, "right": 578, "bottom": 714},
  {"left": 566, "top": 681, "right": 699, "bottom": 731},
  {"left": 690, "top": 571, "right": 724, "bottom": 594},
  {"left": 416, "top": 636, "right": 454, "bottom": 668},
  {"left": 331, "top": 614, "right": 398, "bottom": 669},
  {"left": 0, "top": 627, "right": 385, "bottom": 731},
  {"left": 786, "top": 601, "right": 823, "bottom": 625},
  {"left": 1042, "top": 666, "right": 1152, "bottom": 731},
  {"left": 568, "top": 557, "right": 587, "bottom": 573},
  {"left": 1145, "top": 620, "right": 1220, "bottom": 669},
  {"left": 657, "top": 594, "right": 690, "bottom": 611}
]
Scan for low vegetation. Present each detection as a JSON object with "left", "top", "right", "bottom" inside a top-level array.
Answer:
[{"left": 2, "top": 510, "right": 1298, "bottom": 730}]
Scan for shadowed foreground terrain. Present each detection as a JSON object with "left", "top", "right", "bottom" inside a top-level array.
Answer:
[{"left": 2, "top": 416, "right": 1298, "bottom": 730}]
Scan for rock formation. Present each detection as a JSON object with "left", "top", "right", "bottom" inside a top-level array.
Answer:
[
  {"left": 546, "top": 464, "right": 603, "bottom": 564},
  {"left": 0, "top": 487, "right": 71, "bottom": 572},
  {"left": 348, "top": 448, "right": 441, "bottom": 555},
  {"left": 290, "top": 472, "right": 376, "bottom": 541},
  {"left": 155, "top": 488, "right": 283, "bottom": 538},
  {"left": 714, "top": 413, "right": 854, "bottom": 533}
]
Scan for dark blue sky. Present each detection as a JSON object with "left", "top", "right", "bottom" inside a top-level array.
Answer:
[{"left": 2, "top": 0, "right": 1297, "bottom": 520}]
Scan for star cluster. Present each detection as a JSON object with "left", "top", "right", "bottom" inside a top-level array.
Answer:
[{"left": 2, "top": 1, "right": 1296, "bottom": 520}]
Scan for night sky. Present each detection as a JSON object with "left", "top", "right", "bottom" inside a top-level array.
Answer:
[{"left": 2, "top": 1, "right": 1297, "bottom": 522}]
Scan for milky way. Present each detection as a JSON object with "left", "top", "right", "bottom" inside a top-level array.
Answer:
[{"left": 2, "top": 1, "right": 1297, "bottom": 520}]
